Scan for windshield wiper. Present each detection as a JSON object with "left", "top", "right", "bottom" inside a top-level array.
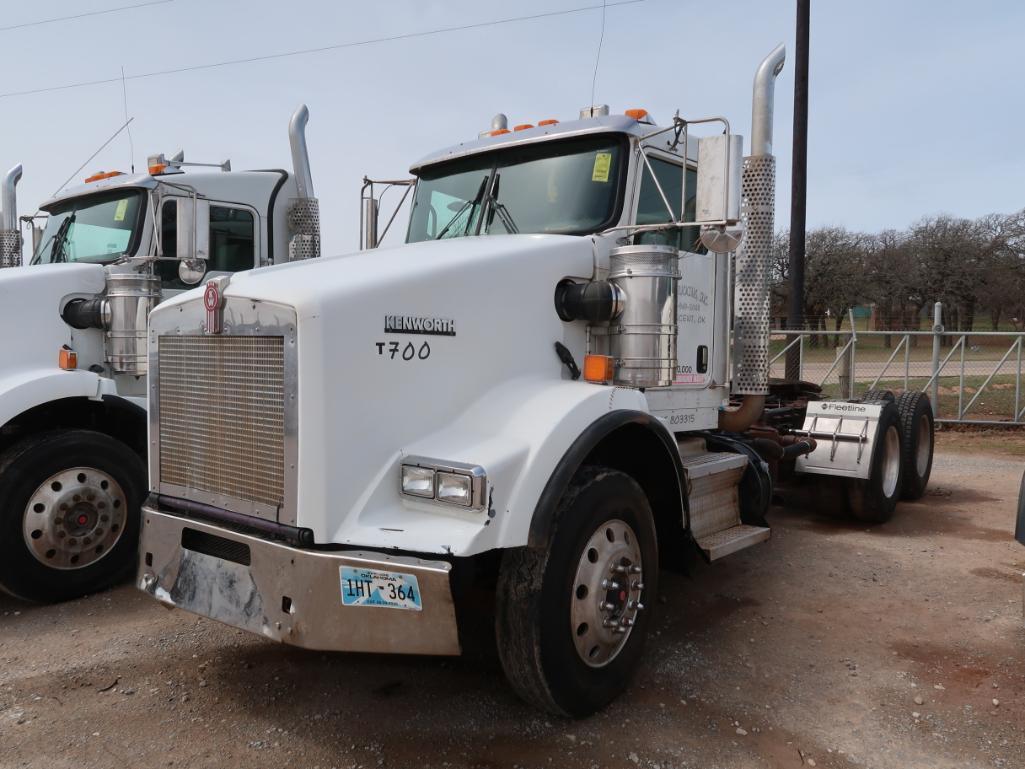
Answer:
[
  {"left": 435, "top": 176, "right": 488, "bottom": 240},
  {"left": 484, "top": 174, "right": 519, "bottom": 234},
  {"left": 49, "top": 212, "right": 76, "bottom": 263}
]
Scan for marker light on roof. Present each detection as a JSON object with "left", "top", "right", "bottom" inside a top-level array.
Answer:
[
  {"left": 625, "top": 108, "right": 649, "bottom": 120},
  {"left": 513, "top": 123, "right": 534, "bottom": 131},
  {"left": 488, "top": 128, "right": 510, "bottom": 136},
  {"left": 83, "top": 170, "right": 124, "bottom": 183},
  {"left": 538, "top": 119, "right": 559, "bottom": 126}
]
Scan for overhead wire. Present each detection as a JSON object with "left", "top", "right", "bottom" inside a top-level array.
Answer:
[
  {"left": 0, "top": 0, "right": 173, "bottom": 33},
  {"left": 0, "top": 0, "right": 645, "bottom": 100}
]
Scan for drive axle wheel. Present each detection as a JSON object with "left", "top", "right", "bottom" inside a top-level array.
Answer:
[
  {"left": 848, "top": 400, "right": 904, "bottom": 523},
  {"left": 495, "top": 466, "right": 658, "bottom": 717},
  {"left": 0, "top": 430, "right": 145, "bottom": 603},
  {"left": 895, "top": 390, "right": 934, "bottom": 500}
]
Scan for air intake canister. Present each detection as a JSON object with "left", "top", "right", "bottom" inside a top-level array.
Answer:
[
  {"left": 105, "top": 272, "right": 161, "bottom": 375},
  {"left": 608, "top": 244, "right": 681, "bottom": 388}
]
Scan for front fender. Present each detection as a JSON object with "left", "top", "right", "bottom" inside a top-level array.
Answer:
[
  {"left": 0, "top": 368, "right": 115, "bottom": 429},
  {"left": 327, "top": 377, "right": 649, "bottom": 556}
]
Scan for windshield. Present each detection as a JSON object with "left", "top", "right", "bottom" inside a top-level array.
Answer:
[
  {"left": 406, "top": 135, "right": 625, "bottom": 243},
  {"left": 32, "top": 189, "right": 145, "bottom": 265}
]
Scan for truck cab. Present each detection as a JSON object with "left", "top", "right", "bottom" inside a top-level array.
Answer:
[
  {"left": 0, "top": 106, "right": 320, "bottom": 603},
  {"left": 137, "top": 46, "right": 934, "bottom": 715}
]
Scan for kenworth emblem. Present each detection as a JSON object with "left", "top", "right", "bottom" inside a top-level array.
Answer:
[
  {"left": 384, "top": 315, "right": 456, "bottom": 336},
  {"left": 203, "top": 280, "right": 225, "bottom": 334}
]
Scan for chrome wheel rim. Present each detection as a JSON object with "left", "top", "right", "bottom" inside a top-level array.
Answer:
[
  {"left": 569, "top": 518, "right": 644, "bottom": 668},
  {"left": 881, "top": 425, "right": 901, "bottom": 499},
  {"left": 22, "top": 467, "right": 127, "bottom": 570},
  {"left": 915, "top": 417, "right": 931, "bottom": 477}
]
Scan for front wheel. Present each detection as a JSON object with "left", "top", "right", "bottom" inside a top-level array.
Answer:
[
  {"left": 0, "top": 430, "right": 145, "bottom": 603},
  {"left": 495, "top": 466, "right": 658, "bottom": 716}
]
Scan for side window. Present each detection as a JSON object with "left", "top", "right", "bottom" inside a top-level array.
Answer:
[
  {"left": 634, "top": 156, "right": 700, "bottom": 252},
  {"left": 153, "top": 201, "right": 256, "bottom": 289},
  {"left": 209, "top": 206, "right": 255, "bottom": 272}
]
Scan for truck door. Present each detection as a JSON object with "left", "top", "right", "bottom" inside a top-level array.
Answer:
[{"left": 154, "top": 198, "right": 260, "bottom": 292}]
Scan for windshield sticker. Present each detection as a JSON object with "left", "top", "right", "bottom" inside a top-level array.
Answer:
[
  {"left": 592, "top": 152, "right": 612, "bottom": 183},
  {"left": 113, "top": 199, "right": 128, "bottom": 222}
]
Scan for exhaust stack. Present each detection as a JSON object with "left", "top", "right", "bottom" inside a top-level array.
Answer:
[
  {"left": 286, "top": 104, "right": 321, "bottom": 261},
  {"left": 0, "top": 164, "right": 23, "bottom": 268},
  {"left": 720, "top": 44, "right": 785, "bottom": 432}
]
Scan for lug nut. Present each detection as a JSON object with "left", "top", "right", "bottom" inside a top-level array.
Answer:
[
  {"left": 603, "top": 618, "right": 618, "bottom": 628},
  {"left": 612, "top": 564, "right": 628, "bottom": 574},
  {"left": 601, "top": 579, "right": 621, "bottom": 590},
  {"left": 632, "top": 581, "right": 645, "bottom": 592},
  {"left": 621, "top": 617, "right": 634, "bottom": 627},
  {"left": 630, "top": 565, "right": 642, "bottom": 574},
  {"left": 628, "top": 600, "right": 645, "bottom": 611},
  {"left": 601, "top": 601, "right": 616, "bottom": 611}
]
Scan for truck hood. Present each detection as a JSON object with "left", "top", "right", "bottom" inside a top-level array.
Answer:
[{"left": 0, "top": 262, "right": 107, "bottom": 370}]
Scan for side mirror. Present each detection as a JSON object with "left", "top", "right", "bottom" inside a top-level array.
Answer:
[
  {"left": 178, "top": 258, "right": 207, "bottom": 285},
  {"left": 176, "top": 197, "right": 210, "bottom": 262},
  {"left": 695, "top": 135, "right": 743, "bottom": 253}
]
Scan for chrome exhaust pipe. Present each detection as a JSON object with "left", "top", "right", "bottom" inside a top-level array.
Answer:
[
  {"left": 750, "top": 43, "right": 786, "bottom": 158},
  {"left": 1, "top": 164, "right": 22, "bottom": 231},
  {"left": 0, "top": 163, "right": 23, "bottom": 268},
  {"left": 286, "top": 104, "right": 320, "bottom": 261},
  {"left": 720, "top": 44, "right": 786, "bottom": 431},
  {"left": 288, "top": 104, "right": 315, "bottom": 200}
]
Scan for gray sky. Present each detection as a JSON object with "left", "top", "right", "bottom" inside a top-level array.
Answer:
[{"left": 3, "top": 0, "right": 1021, "bottom": 253}]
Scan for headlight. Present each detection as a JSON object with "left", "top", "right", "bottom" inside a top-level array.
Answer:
[
  {"left": 436, "top": 472, "right": 472, "bottom": 506},
  {"left": 400, "top": 457, "right": 487, "bottom": 510},
  {"left": 401, "top": 465, "right": 435, "bottom": 498}
]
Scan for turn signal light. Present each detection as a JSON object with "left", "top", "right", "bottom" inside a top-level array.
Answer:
[
  {"left": 148, "top": 163, "right": 167, "bottom": 175},
  {"left": 625, "top": 108, "right": 649, "bottom": 120},
  {"left": 513, "top": 123, "right": 534, "bottom": 131},
  {"left": 58, "top": 347, "right": 78, "bottom": 370},
  {"left": 538, "top": 119, "right": 559, "bottom": 126},
  {"left": 488, "top": 128, "right": 510, "bottom": 136},
  {"left": 583, "top": 354, "right": 615, "bottom": 384}
]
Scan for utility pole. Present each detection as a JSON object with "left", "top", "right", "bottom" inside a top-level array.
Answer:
[{"left": 786, "top": 0, "right": 810, "bottom": 381}]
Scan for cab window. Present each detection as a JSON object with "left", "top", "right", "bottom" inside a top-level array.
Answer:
[
  {"left": 634, "top": 156, "right": 700, "bottom": 252},
  {"left": 156, "top": 200, "right": 256, "bottom": 288}
]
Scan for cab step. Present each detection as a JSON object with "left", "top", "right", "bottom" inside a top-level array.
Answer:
[{"left": 694, "top": 524, "right": 770, "bottom": 561}]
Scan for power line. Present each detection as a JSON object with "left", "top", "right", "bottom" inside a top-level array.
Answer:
[
  {"left": 0, "top": 0, "right": 174, "bottom": 33},
  {"left": 0, "top": 0, "right": 644, "bottom": 100}
]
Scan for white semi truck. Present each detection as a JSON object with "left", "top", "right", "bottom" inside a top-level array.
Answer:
[
  {"left": 137, "top": 46, "right": 935, "bottom": 715},
  {"left": 0, "top": 106, "right": 321, "bottom": 603}
]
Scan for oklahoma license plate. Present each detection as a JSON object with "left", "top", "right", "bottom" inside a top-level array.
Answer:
[{"left": 339, "top": 566, "right": 422, "bottom": 611}]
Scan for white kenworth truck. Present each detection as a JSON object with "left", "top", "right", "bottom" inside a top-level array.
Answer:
[
  {"left": 137, "top": 46, "right": 935, "bottom": 715},
  {"left": 0, "top": 106, "right": 322, "bottom": 603}
]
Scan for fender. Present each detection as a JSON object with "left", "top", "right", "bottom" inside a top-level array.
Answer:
[
  {"left": 527, "top": 409, "right": 688, "bottom": 548},
  {"left": 0, "top": 368, "right": 116, "bottom": 430}
]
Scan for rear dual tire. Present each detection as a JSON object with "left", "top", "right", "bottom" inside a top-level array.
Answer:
[{"left": 848, "top": 400, "right": 904, "bottom": 523}]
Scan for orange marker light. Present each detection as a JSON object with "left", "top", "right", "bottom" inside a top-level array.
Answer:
[
  {"left": 583, "top": 354, "right": 615, "bottom": 384},
  {"left": 538, "top": 119, "right": 559, "bottom": 126},
  {"left": 513, "top": 123, "right": 534, "bottom": 131},
  {"left": 488, "top": 128, "right": 510, "bottom": 137},
  {"left": 148, "top": 163, "right": 168, "bottom": 175},
  {"left": 58, "top": 347, "right": 78, "bottom": 370},
  {"left": 83, "top": 170, "right": 124, "bottom": 183},
  {"left": 625, "top": 108, "right": 649, "bottom": 120}
]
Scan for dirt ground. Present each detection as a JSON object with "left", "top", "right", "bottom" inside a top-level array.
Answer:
[{"left": 2, "top": 436, "right": 1024, "bottom": 769}]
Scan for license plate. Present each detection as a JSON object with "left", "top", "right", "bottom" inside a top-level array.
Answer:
[{"left": 339, "top": 566, "right": 422, "bottom": 611}]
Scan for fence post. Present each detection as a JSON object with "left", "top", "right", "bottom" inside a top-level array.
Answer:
[{"left": 931, "top": 301, "right": 943, "bottom": 407}]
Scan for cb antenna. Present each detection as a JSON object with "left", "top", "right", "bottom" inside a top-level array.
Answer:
[
  {"left": 590, "top": 0, "right": 608, "bottom": 108},
  {"left": 121, "top": 66, "right": 135, "bottom": 173}
]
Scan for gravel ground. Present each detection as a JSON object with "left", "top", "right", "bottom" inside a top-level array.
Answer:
[{"left": 2, "top": 438, "right": 1024, "bottom": 769}]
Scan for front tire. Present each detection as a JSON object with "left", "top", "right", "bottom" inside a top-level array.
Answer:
[
  {"left": 0, "top": 430, "right": 145, "bottom": 603},
  {"left": 495, "top": 466, "right": 658, "bottom": 716}
]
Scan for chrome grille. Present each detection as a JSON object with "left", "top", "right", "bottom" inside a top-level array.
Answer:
[{"left": 158, "top": 335, "right": 285, "bottom": 513}]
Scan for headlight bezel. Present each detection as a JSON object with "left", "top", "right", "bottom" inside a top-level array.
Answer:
[{"left": 399, "top": 456, "right": 487, "bottom": 511}]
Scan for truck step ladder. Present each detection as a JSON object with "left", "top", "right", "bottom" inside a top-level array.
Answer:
[{"left": 677, "top": 441, "right": 770, "bottom": 561}]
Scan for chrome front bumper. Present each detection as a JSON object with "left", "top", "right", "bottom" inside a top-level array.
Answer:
[{"left": 137, "top": 508, "right": 461, "bottom": 656}]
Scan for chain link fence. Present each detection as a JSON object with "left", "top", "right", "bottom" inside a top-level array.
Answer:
[{"left": 767, "top": 303, "right": 1025, "bottom": 425}]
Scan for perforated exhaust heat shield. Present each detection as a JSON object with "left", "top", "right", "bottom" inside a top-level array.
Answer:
[{"left": 731, "top": 155, "right": 774, "bottom": 395}]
